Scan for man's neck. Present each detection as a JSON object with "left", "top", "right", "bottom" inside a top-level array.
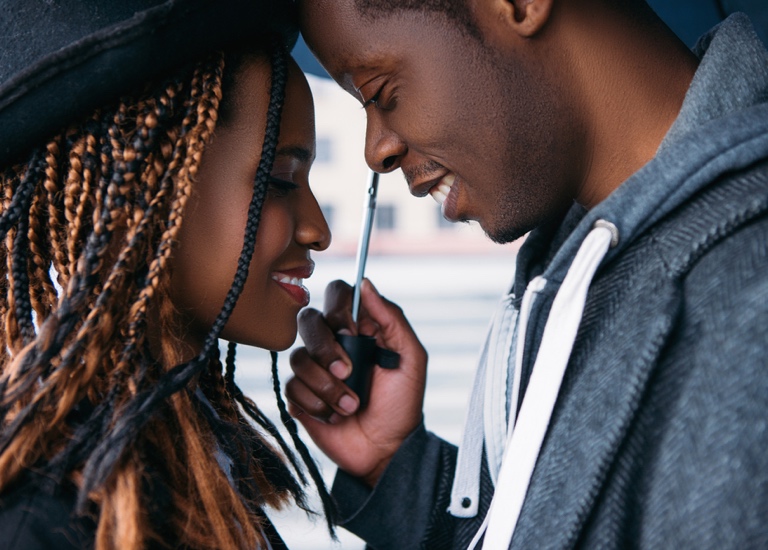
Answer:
[{"left": 558, "top": 5, "right": 700, "bottom": 208}]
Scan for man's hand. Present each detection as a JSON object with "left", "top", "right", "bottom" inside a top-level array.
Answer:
[{"left": 286, "top": 278, "right": 427, "bottom": 487}]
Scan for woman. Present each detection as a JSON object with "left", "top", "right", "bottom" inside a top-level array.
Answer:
[{"left": 0, "top": 1, "right": 334, "bottom": 548}]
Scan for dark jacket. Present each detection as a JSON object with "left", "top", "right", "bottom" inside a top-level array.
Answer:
[
  {"left": 331, "top": 14, "right": 768, "bottom": 550},
  {"left": 0, "top": 471, "right": 288, "bottom": 550},
  {"left": 0, "top": 473, "right": 95, "bottom": 550}
]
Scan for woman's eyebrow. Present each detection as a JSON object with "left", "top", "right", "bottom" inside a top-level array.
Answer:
[{"left": 275, "top": 145, "right": 313, "bottom": 163}]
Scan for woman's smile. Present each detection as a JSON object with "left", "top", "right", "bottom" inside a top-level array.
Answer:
[{"left": 271, "top": 263, "right": 314, "bottom": 307}]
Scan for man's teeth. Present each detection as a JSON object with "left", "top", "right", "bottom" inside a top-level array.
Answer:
[
  {"left": 272, "top": 275, "right": 303, "bottom": 286},
  {"left": 429, "top": 174, "right": 455, "bottom": 206},
  {"left": 430, "top": 187, "right": 448, "bottom": 205}
]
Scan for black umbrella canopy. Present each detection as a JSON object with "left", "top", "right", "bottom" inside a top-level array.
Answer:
[{"left": 650, "top": 0, "right": 767, "bottom": 46}]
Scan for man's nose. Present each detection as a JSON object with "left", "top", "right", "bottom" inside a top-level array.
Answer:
[{"left": 364, "top": 115, "right": 406, "bottom": 173}]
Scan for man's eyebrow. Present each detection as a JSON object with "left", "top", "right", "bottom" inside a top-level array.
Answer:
[{"left": 275, "top": 146, "right": 313, "bottom": 163}]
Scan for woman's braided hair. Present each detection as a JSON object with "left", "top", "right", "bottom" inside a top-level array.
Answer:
[{"left": 0, "top": 41, "right": 336, "bottom": 549}]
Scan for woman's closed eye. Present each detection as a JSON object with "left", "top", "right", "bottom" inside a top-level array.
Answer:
[{"left": 267, "top": 176, "right": 299, "bottom": 198}]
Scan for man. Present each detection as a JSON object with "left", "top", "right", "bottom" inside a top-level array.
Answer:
[{"left": 287, "top": 0, "right": 768, "bottom": 548}]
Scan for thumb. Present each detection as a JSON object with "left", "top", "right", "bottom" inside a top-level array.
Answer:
[{"left": 359, "top": 278, "right": 423, "bottom": 356}]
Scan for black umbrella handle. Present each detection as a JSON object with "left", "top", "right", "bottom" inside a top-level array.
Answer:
[{"left": 336, "top": 333, "right": 399, "bottom": 410}]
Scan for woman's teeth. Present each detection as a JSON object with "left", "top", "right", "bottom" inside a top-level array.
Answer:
[
  {"left": 429, "top": 174, "right": 455, "bottom": 206},
  {"left": 272, "top": 275, "right": 303, "bottom": 286}
]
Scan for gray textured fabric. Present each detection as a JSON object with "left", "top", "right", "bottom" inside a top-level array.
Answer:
[{"left": 331, "top": 14, "right": 768, "bottom": 550}]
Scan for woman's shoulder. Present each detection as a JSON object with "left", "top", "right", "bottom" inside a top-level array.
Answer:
[{"left": 0, "top": 472, "right": 95, "bottom": 550}]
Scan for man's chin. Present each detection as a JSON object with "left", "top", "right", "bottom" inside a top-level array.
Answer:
[{"left": 484, "top": 224, "right": 528, "bottom": 245}]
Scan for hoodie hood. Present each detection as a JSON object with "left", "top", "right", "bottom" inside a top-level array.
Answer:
[{"left": 516, "top": 12, "right": 768, "bottom": 297}]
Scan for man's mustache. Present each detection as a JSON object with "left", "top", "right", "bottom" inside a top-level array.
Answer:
[{"left": 402, "top": 160, "right": 445, "bottom": 186}]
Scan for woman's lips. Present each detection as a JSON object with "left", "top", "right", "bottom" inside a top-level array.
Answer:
[
  {"left": 271, "top": 264, "right": 313, "bottom": 307},
  {"left": 429, "top": 173, "right": 460, "bottom": 221}
]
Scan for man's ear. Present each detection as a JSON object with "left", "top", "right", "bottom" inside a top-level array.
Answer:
[{"left": 496, "top": 0, "right": 554, "bottom": 37}]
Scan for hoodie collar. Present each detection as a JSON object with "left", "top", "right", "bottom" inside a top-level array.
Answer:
[{"left": 515, "top": 13, "right": 768, "bottom": 293}]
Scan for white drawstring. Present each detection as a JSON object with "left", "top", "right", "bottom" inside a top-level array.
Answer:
[
  {"left": 509, "top": 275, "right": 547, "bottom": 434},
  {"left": 463, "top": 275, "right": 545, "bottom": 545},
  {"left": 484, "top": 294, "right": 517, "bottom": 486},
  {"left": 449, "top": 279, "right": 546, "bottom": 517},
  {"left": 449, "top": 295, "right": 510, "bottom": 517},
  {"left": 469, "top": 221, "right": 618, "bottom": 549}
]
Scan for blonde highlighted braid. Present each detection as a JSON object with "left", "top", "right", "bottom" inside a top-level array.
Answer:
[{"left": 0, "top": 44, "right": 334, "bottom": 550}]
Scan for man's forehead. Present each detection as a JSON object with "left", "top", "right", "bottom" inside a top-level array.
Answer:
[
  {"left": 299, "top": 0, "right": 359, "bottom": 32},
  {"left": 299, "top": 1, "right": 403, "bottom": 88},
  {"left": 300, "top": 0, "right": 435, "bottom": 46}
]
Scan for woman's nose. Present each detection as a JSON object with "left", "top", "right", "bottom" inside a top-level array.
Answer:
[{"left": 296, "top": 193, "right": 331, "bottom": 252}]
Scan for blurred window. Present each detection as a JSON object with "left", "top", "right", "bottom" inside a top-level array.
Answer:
[
  {"left": 320, "top": 203, "right": 334, "bottom": 230},
  {"left": 437, "top": 205, "right": 454, "bottom": 229},
  {"left": 316, "top": 136, "right": 333, "bottom": 163},
  {"left": 375, "top": 204, "right": 396, "bottom": 231}
]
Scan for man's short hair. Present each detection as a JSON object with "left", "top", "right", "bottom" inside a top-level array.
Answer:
[{"left": 354, "top": 0, "right": 482, "bottom": 40}]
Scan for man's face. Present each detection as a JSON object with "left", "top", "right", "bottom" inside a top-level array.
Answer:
[{"left": 301, "top": 0, "right": 585, "bottom": 242}]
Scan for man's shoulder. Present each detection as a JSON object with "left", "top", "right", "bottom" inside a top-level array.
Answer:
[
  {"left": 641, "top": 159, "right": 768, "bottom": 369},
  {"left": 593, "top": 158, "right": 768, "bottom": 347},
  {"left": 648, "top": 158, "right": 768, "bottom": 276}
]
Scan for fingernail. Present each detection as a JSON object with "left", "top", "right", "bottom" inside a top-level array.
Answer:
[
  {"left": 328, "top": 413, "right": 342, "bottom": 425},
  {"left": 338, "top": 394, "right": 358, "bottom": 414},
  {"left": 329, "top": 360, "right": 349, "bottom": 379}
]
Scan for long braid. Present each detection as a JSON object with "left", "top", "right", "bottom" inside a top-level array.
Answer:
[
  {"left": 270, "top": 351, "right": 339, "bottom": 537},
  {"left": 43, "top": 138, "right": 70, "bottom": 285},
  {"left": 65, "top": 122, "right": 101, "bottom": 275},
  {"left": 11, "top": 185, "right": 35, "bottom": 344},
  {"left": 0, "top": 150, "right": 42, "bottom": 238},
  {"left": 225, "top": 346, "right": 340, "bottom": 537},
  {"left": 224, "top": 342, "right": 310, "bottom": 503},
  {"left": 0, "top": 172, "right": 11, "bottom": 365},
  {"left": 64, "top": 136, "right": 88, "bottom": 271},
  {"left": 225, "top": 342, "right": 307, "bottom": 483},
  {"left": 7, "top": 152, "right": 45, "bottom": 346},
  {"left": 199, "top": 347, "right": 307, "bottom": 511},
  {"left": 27, "top": 186, "right": 57, "bottom": 321}
]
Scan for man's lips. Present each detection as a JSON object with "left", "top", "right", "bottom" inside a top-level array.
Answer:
[
  {"left": 408, "top": 173, "right": 447, "bottom": 198},
  {"left": 406, "top": 167, "right": 461, "bottom": 221},
  {"left": 403, "top": 160, "right": 446, "bottom": 197}
]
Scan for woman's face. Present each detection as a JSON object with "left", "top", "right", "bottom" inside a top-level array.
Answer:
[{"left": 170, "top": 55, "right": 330, "bottom": 353}]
